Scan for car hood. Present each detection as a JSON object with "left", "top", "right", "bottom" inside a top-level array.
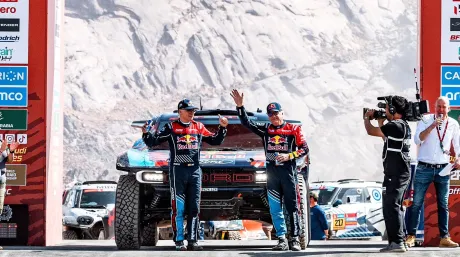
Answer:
[
  {"left": 116, "top": 139, "right": 267, "bottom": 170},
  {"left": 67, "top": 205, "right": 114, "bottom": 218}
]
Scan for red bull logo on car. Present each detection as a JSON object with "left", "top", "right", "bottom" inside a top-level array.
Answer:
[
  {"left": 177, "top": 134, "right": 198, "bottom": 150},
  {"left": 267, "top": 135, "right": 288, "bottom": 151}
]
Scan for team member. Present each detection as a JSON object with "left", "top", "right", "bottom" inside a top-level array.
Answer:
[
  {"left": 142, "top": 99, "right": 228, "bottom": 251},
  {"left": 0, "top": 139, "right": 19, "bottom": 251},
  {"left": 406, "top": 96, "right": 460, "bottom": 248},
  {"left": 364, "top": 95, "right": 412, "bottom": 252},
  {"left": 230, "top": 89, "right": 309, "bottom": 251}
]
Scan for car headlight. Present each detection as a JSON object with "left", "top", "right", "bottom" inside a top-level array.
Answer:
[
  {"left": 255, "top": 171, "right": 267, "bottom": 183},
  {"left": 77, "top": 216, "right": 94, "bottom": 225},
  {"left": 63, "top": 216, "right": 78, "bottom": 225},
  {"left": 142, "top": 171, "right": 164, "bottom": 183}
]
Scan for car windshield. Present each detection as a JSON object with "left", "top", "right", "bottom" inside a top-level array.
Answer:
[
  {"left": 78, "top": 189, "right": 116, "bottom": 208},
  {"left": 148, "top": 122, "right": 265, "bottom": 150},
  {"left": 312, "top": 187, "right": 337, "bottom": 205}
]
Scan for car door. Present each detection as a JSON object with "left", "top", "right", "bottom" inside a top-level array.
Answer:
[
  {"left": 62, "top": 189, "right": 76, "bottom": 216},
  {"left": 331, "top": 187, "right": 367, "bottom": 237},
  {"left": 365, "top": 186, "right": 385, "bottom": 236}
]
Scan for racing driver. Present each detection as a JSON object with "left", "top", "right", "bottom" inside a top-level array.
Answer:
[
  {"left": 142, "top": 98, "right": 228, "bottom": 251},
  {"left": 230, "top": 89, "right": 309, "bottom": 251}
]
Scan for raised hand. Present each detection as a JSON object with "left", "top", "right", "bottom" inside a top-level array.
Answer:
[
  {"left": 142, "top": 121, "right": 149, "bottom": 133},
  {"left": 218, "top": 114, "right": 228, "bottom": 127},
  {"left": 9, "top": 142, "right": 19, "bottom": 151},
  {"left": 230, "top": 89, "right": 244, "bottom": 107}
]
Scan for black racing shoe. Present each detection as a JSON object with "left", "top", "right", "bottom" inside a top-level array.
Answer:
[
  {"left": 289, "top": 237, "right": 301, "bottom": 251},
  {"left": 272, "top": 238, "right": 289, "bottom": 251},
  {"left": 175, "top": 241, "right": 187, "bottom": 251},
  {"left": 187, "top": 241, "right": 204, "bottom": 251}
]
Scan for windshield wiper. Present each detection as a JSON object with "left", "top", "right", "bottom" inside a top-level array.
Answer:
[{"left": 80, "top": 205, "right": 107, "bottom": 209}]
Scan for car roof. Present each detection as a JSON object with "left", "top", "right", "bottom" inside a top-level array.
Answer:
[
  {"left": 310, "top": 179, "right": 382, "bottom": 188},
  {"left": 130, "top": 109, "right": 303, "bottom": 128},
  {"left": 70, "top": 180, "right": 117, "bottom": 190}
]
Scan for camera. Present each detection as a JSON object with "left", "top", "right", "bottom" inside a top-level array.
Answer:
[{"left": 363, "top": 95, "right": 430, "bottom": 122}]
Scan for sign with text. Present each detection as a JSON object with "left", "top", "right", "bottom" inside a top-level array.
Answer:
[
  {"left": 0, "top": 66, "right": 28, "bottom": 107},
  {"left": 5, "top": 164, "right": 26, "bottom": 186},
  {"left": 0, "top": 109, "right": 27, "bottom": 130},
  {"left": 0, "top": 0, "right": 28, "bottom": 64},
  {"left": 440, "top": 66, "right": 460, "bottom": 107},
  {"left": 441, "top": 0, "right": 460, "bottom": 63}
]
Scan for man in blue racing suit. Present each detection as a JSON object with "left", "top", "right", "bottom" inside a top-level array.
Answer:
[
  {"left": 142, "top": 99, "right": 228, "bottom": 251},
  {"left": 231, "top": 89, "right": 310, "bottom": 251}
]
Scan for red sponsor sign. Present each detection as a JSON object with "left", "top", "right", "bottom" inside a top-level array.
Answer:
[{"left": 423, "top": 185, "right": 460, "bottom": 246}]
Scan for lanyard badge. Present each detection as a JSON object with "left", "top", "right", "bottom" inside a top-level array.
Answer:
[{"left": 437, "top": 118, "right": 449, "bottom": 155}]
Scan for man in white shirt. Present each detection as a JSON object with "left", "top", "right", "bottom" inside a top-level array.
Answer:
[{"left": 406, "top": 96, "right": 460, "bottom": 248}]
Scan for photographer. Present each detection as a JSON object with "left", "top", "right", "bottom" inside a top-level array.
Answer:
[
  {"left": 364, "top": 95, "right": 411, "bottom": 253},
  {"left": 405, "top": 96, "right": 459, "bottom": 248}
]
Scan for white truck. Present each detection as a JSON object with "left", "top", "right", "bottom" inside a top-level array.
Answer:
[
  {"left": 62, "top": 180, "right": 117, "bottom": 240},
  {"left": 310, "top": 179, "right": 386, "bottom": 240}
]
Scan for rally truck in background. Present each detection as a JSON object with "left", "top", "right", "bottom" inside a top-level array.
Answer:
[
  {"left": 114, "top": 108, "right": 311, "bottom": 250},
  {"left": 62, "top": 181, "right": 117, "bottom": 240}
]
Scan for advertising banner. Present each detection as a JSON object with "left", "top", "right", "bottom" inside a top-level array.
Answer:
[{"left": 0, "top": 0, "right": 29, "bottom": 64}]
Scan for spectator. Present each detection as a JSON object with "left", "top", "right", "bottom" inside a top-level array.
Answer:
[{"left": 310, "top": 191, "right": 328, "bottom": 240}]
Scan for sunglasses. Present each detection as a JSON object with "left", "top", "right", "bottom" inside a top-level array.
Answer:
[
  {"left": 268, "top": 111, "right": 280, "bottom": 117},
  {"left": 180, "top": 109, "right": 196, "bottom": 113}
]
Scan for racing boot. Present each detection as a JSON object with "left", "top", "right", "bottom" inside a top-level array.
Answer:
[
  {"left": 175, "top": 241, "right": 187, "bottom": 251},
  {"left": 272, "top": 237, "right": 289, "bottom": 251},
  {"left": 187, "top": 241, "right": 203, "bottom": 251},
  {"left": 289, "top": 237, "right": 301, "bottom": 251}
]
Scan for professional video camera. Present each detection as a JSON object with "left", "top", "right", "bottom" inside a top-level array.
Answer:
[
  {"left": 363, "top": 96, "right": 429, "bottom": 121},
  {"left": 362, "top": 69, "right": 430, "bottom": 122}
]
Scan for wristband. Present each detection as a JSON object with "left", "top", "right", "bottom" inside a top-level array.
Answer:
[
  {"left": 293, "top": 151, "right": 299, "bottom": 158},
  {"left": 289, "top": 153, "right": 294, "bottom": 160}
]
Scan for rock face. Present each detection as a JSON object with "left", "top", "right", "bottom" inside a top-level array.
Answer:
[{"left": 63, "top": 0, "right": 418, "bottom": 184}]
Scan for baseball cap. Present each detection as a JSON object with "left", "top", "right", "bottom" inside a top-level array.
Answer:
[
  {"left": 267, "top": 102, "right": 282, "bottom": 113},
  {"left": 309, "top": 191, "right": 318, "bottom": 201},
  {"left": 178, "top": 99, "right": 198, "bottom": 110}
]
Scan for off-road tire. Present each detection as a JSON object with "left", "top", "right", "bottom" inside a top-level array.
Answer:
[
  {"left": 141, "top": 221, "right": 159, "bottom": 246},
  {"left": 298, "top": 174, "right": 310, "bottom": 249},
  {"left": 284, "top": 175, "right": 310, "bottom": 249},
  {"left": 63, "top": 230, "right": 78, "bottom": 240},
  {"left": 228, "top": 231, "right": 241, "bottom": 240},
  {"left": 115, "top": 175, "right": 143, "bottom": 250}
]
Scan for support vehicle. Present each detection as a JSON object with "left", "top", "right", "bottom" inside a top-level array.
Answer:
[
  {"left": 309, "top": 179, "right": 386, "bottom": 239},
  {"left": 62, "top": 181, "right": 117, "bottom": 240}
]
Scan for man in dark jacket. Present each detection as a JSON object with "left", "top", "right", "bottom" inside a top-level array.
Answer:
[
  {"left": 231, "top": 89, "right": 309, "bottom": 251},
  {"left": 142, "top": 99, "right": 228, "bottom": 251}
]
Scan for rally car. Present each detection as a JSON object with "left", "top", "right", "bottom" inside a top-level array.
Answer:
[
  {"left": 310, "top": 179, "right": 386, "bottom": 240},
  {"left": 62, "top": 180, "right": 117, "bottom": 240},
  {"left": 114, "top": 108, "right": 311, "bottom": 250}
]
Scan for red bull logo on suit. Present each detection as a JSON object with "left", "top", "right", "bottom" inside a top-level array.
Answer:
[
  {"left": 267, "top": 135, "right": 288, "bottom": 151},
  {"left": 177, "top": 134, "right": 198, "bottom": 150}
]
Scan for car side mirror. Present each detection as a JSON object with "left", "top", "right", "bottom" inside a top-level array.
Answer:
[{"left": 332, "top": 199, "right": 343, "bottom": 207}]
